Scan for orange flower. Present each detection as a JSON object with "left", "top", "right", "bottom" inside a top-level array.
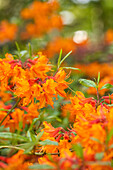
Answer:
[
  {"left": 0, "top": 20, "right": 18, "bottom": 43},
  {"left": 43, "top": 37, "right": 76, "bottom": 58}
]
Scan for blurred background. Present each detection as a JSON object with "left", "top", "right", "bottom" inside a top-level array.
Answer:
[{"left": 0, "top": 0, "right": 113, "bottom": 61}]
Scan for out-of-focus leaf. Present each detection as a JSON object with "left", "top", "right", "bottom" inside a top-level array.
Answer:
[
  {"left": 20, "top": 50, "right": 27, "bottom": 57},
  {"left": 39, "top": 139, "right": 58, "bottom": 146},
  {"left": 72, "top": 143, "right": 83, "bottom": 159},
  {"left": 36, "top": 131, "right": 44, "bottom": 143},
  {"left": 100, "top": 83, "right": 113, "bottom": 90},
  {"left": 29, "top": 164, "right": 54, "bottom": 169},
  {"left": 95, "top": 152, "right": 104, "bottom": 160},
  {"left": 90, "top": 137, "right": 101, "bottom": 144},
  {"left": 27, "top": 130, "right": 36, "bottom": 142},
  {"left": 79, "top": 79, "right": 96, "bottom": 88},
  {"left": 0, "top": 132, "right": 28, "bottom": 142},
  {"left": 106, "top": 128, "right": 113, "bottom": 144},
  {"left": 46, "top": 116, "right": 61, "bottom": 122}
]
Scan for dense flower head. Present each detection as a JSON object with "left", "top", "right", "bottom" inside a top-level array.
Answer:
[{"left": 0, "top": 52, "right": 69, "bottom": 109}]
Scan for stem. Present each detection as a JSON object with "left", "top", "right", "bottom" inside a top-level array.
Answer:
[
  {"left": 96, "top": 87, "right": 100, "bottom": 106},
  {"left": 0, "top": 97, "right": 21, "bottom": 126}
]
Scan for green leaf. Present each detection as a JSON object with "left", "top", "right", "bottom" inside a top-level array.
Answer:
[
  {"left": 95, "top": 152, "right": 104, "bottom": 160},
  {"left": 27, "top": 130, "right": 36, "bottom": 142},
  {"left": 28, "top": 43, "right": 32, "bottom": 58},
  {"left": 20, "top": 50, "right": 27, "bottom": 57},
  {"left": 29, "top": 118, "right": 40, "bottom": 131},
  {"left": 111, "top": 159, "right": 113, "bottom": 167},
  {"left": 17, "top": 142, "right": 35, "bottom": 154},
  {"left": 100, "top": 83, "right": 113, "bottom": 90},
  {"left": 72, "top": 143, "right": 83, "bottom": 159},
  {"left": 90, "top": 137, "right": 101, "bottom": 144},
  {"left": 36, "top": 131, "right": 44, "bottom": 143},
  {"left": 61, "top": 67, "right": 80, "bottom": 71},
  {"left": 97, "top": 72, "right": 100, "bottom": 85},
  {"left": 59, "top": 51, "right": 72, "bottom": 67},
  {"left": 39, "top": 140, "right": 58, "bottom": 146},
  {"left": 106, "top": 128, "right": 113, "bottom": 144},
  {"left": 57, "top": 49, "right": 62, "bottom": 68},
  {"left": 29, "top": 164, "right": 54, "bottom": 169},
  {"left": 15, "top": 42, "right": 20, "bottom": 53},
  {"left": 108, "top": 104, "right": 113, "bottom": 107},
  {"left": 24, "top": 145, "right": 34, "bottom": 154},
  {"left": 0, "top": 126, "right": 9, "bottom": 132},
  {"left": 79, "top": 79, "right": 96, "bottom": 88},
  {"left": 109, "top": 144, "right": 113, "bottom": 149},
  {"left": 46, "top": 116, "right": 61, "bottom": 122},
  {"left": 0, "top": 132, "right": 28, "bottom": 142}
]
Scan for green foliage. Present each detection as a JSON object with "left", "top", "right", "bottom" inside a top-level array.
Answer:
[
  {"left": 29, "top": 164, "right": 54, "bottom": 169},
  {"left": 72, "top": 143, "right": 83, "bottom": 159}
]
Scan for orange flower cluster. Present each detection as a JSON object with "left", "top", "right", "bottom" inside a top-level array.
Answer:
[
  {"left": 21, "top": 0, "right": 63, "bottom": 39},
  {"left": 1, "top": 87, "right": 113, "bottom": 169},
  {"left": 0, "top": 52, "right": 69, "bottom": 131},
  {"left": 0, "top": 21, "right": 18, "bottom": 43},
  {"left": 1, "top": 52, "right": 113, "bottom": 169},
  {"left": 43, "top": 37, "right": 76, "bottom": 58},
  {"left": 36, "top": 92, "right": 113, "bottom": 169}
]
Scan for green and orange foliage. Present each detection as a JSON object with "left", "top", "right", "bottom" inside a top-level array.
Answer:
[
  {"left": 43, "top": 37, "right": 76, "bottom": 58},
  {"left": 0, "top": 21, "right": 18, "bottom": 43},
  {"left": 20, "top": 0, "right": 63, "bottom": 39}
]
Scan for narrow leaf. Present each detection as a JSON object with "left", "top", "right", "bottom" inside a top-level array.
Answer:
[
  {"left": 39, "top": 139, "right": 58, "bottom": 146},
  {"left": 58, "top": 49, "right": 62, "bottom": 68},
  {"left": 59, "top": 51, "right": 72, "bottom": 67},
  {"left": 36, "top": 131, "right": 44, "bottom": 143},
  {"left": 61, "top": 67, "right": 80, "bottom": 71},
  {"left": 106, "top": 128, "right": 113, "bottom": 144},
  {"left": 29, "top": 164, "right": 54, "bottom": 169},
  {"left": 97, "top": 72, "right": 100, "bottom": 85},
  {"left": 27, "top": 130, "right": 36, "bottom": 142},
  {"left": 0, "top": 132, "right": 28, "bottom": 142},
  {"left": 28, "top": 43, "right": 32, "bottom": 58},
  {"left": 15, "top": 42, "right": 20, "bottom": 53}
]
